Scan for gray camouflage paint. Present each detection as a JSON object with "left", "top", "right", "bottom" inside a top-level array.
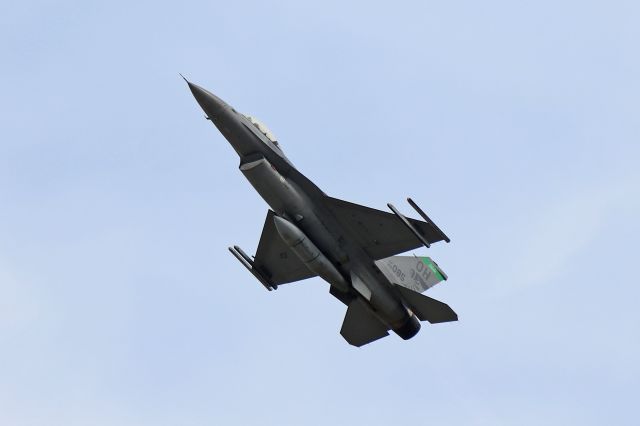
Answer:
[{"left": 185, "top": 79, "right": 456, "bottom": 345}]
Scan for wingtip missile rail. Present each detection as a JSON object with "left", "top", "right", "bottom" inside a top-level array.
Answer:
[
  {"left": 406, "top": 197, "right": 450, "bottom": 243},
  {"left": 228, "top": 245, "right": 276, "bottom": 291},
  {"left": 387, "top": 202, "right": 432, "bottom": 249}
]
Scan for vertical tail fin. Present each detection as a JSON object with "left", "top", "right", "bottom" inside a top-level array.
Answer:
[{"left": 375, "top": 255, "right": 447, "bottom": 293}]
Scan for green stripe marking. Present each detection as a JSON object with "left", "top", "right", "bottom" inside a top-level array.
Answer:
[{"left": 421, "top": 257, "right": 445, "bottom": 281}]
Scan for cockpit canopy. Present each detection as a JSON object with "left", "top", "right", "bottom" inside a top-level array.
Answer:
[{"left": 244, "top": 115, "right": 279, "bottom": 147}]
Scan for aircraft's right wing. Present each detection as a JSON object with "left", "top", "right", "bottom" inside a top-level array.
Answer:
[
  {"left": 325, "top": 197, "right": 447, "bottom": 260},
  {"left": 252, "top": 210, "right": 317, "bottom": 285}
]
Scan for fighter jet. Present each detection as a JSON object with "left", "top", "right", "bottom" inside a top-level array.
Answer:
[{"left": 184, "top": 78, "right": 457, "bottom": 346}]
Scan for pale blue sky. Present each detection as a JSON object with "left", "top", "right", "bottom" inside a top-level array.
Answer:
[{"left": 1, "top": 1, "right": 639, "bottom": 425}]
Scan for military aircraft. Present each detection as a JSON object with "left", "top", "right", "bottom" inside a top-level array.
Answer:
[{"left": 184, "top": 78, "right": 457, "bottom": 346}]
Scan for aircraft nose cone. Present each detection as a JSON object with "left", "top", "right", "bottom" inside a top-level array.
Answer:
[
  {"left": 183, "top": 78, "right": 229, "bottom": 119},
  {"left": 181, "top": 75, "right": 259, "bottom": 156}
]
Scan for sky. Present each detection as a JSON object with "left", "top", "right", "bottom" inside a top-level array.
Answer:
[{"left": 1, "top": 1, "right": 639, "bottom": 424}]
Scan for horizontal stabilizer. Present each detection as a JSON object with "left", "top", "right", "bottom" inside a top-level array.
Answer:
[
  {"left": 395, "top": 285, "right": 458, "bottom": 324},
  {"left": 340, "top": 298, "right": 389, "bottom": 347},
  {"left": 375, "top": 255, "right": 447, "bottom": 293}
]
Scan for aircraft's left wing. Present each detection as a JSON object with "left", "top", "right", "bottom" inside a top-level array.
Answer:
[
  {"left": 325, "top": 196, "right": 447, "bottom": 260},
  {"left": 252, "top": 210, "right": 317, "bottom": 285}
]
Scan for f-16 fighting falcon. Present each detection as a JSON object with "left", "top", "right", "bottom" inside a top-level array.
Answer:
[{"left": 184, "top": 77, "right": 457, "bottom": 346}]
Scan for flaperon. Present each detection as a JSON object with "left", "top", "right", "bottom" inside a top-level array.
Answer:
[{"left": 185, "top": 78, "right": 457, "bottom": 346}]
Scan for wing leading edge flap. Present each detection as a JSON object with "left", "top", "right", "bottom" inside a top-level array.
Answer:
[
  {"left": 325, "top": 196, "right": 447, "bottom": 260},
  {"left": 340, "top": 298, "right": 390, "bottom": 347},
  {"left": 395, "top": 284, "right": 458, "bottom": 324},
  {"left": 253, "top": 210, "right": 317, "bottom": 285}
]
